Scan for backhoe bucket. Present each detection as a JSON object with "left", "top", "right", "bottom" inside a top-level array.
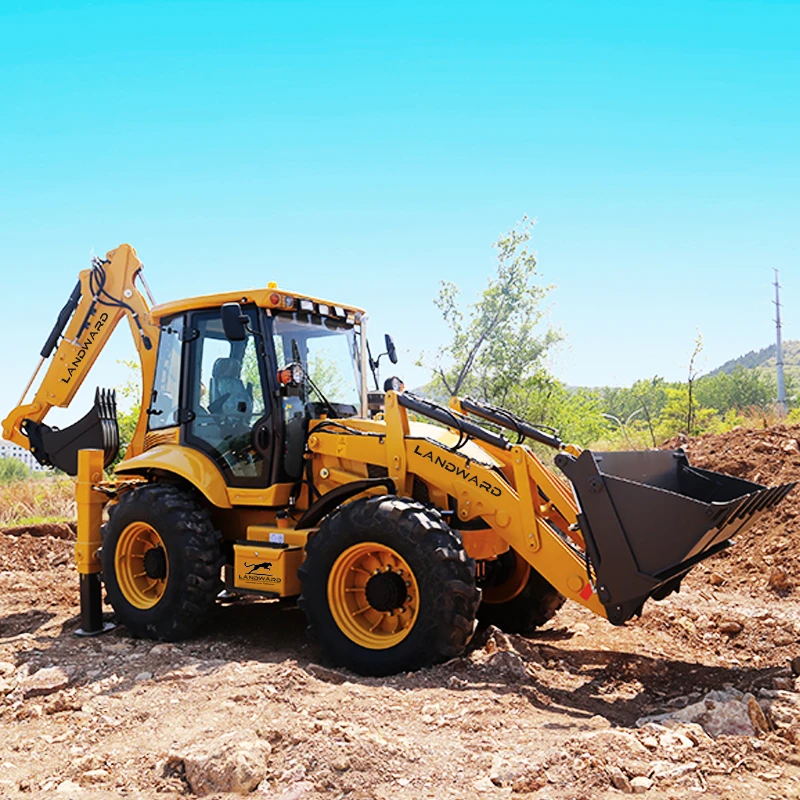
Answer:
[
  {"left": 22, "top": 388, "right": 119, "bottom": 476},
  {"left": 555, "top": 449, "right": 796, "bottom": 624}
]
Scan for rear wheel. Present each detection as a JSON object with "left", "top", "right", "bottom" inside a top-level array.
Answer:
[
  {"left": 299, "top": 496, "right": 480, "bottom": 676},
  {"left": 478, "top": 550, "right": 565, "bottom": 635},
  {"left": 101, "top": 484, "right": 223, "bottom": 640}
]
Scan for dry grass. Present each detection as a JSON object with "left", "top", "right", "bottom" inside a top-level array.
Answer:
[{"left": 0, "top": 476, "right": 76, "bottom": 527}]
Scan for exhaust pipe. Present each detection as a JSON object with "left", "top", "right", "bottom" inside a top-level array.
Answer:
[{"left": 22, "top": 388, "right": 119, "bottom": 476}]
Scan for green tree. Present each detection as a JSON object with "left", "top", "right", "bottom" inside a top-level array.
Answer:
[
  {"left": 0, "top": 457, "right": 31, "bottom": 483},
  {"left": 425, "top": 217, "right": 561, "bottom": 405},
  {"left": 695, "top": 366, "right": 775, "bottom": 412},
  {"left": 113, "top": 358, "right": 142, "bottom": 468}
]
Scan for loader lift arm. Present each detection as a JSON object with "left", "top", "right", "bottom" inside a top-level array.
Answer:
[{"left": 2, "top": 244, "right": 159, "bottom": 474}]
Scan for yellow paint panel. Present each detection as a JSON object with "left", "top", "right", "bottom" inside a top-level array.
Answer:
[
  {"left": 115, "top": 444, "right": 232, "bottom": 508},
  {"left": 233, "top": 543, "right": 303, "bottom": 596},
  {"left": 227, "top": 484, "right": 293, "bottom": 507},
  {"left": 152, "top": 287, "right": 365, "bottom": 321}
]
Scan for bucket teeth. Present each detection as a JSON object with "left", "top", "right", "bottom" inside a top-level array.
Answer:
[
  {"left": 95, "top": 388, "right": 119, "bottom": 466},
  {"left": 22, "top": 387, "right": 120, "bottom": 476},
  {"left": 557, "top": 449, "right": 797, "bottom": 625}
]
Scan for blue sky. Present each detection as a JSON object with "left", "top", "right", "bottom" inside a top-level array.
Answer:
[{"left": 1, "top": 0, "right": 798, "bottom": 425}]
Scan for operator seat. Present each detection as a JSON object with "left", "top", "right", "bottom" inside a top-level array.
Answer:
[{"left": 209, "top": 358, "right": 252, "bottom": 416}]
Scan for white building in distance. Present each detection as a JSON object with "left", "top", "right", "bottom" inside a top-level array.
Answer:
[{"left": 0, "top": 440, "right": 44, "bottom": 472}]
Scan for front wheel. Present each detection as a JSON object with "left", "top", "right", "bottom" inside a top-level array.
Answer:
[
  {"left": 101, "top": 484, "right": 224, "bottom": 640},
  {"left": 299, "top": 496, "right": 480, "bottom": 676},
  {"left": 478, "top": 550, "right": 565, "bottom": 635}
]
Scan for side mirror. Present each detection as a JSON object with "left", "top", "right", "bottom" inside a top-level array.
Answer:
[
  {"left": 221, "top": 303, "right": 248, "bottom": 341},
  {"left": 385, "top": 334, "right": 398, "bottom": 365}
]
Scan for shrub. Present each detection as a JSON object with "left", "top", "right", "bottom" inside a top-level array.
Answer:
[{"left": 0, "top": 457, "right": 31, "bottom": 484}]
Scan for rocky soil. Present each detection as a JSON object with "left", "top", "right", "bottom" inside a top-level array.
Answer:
[{"left": 2, "top": 424, "right": 800, "bottom": 799}]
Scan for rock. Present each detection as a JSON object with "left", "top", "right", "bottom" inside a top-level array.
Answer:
[
  {"left": 490, "top": 755, "right": 528, "bottom": 787},
  {"left": 608, "top": 766, "right": 633, "bottom": 793},
  {"left": 487, "top": 650, "right": 528, "bottom": 681},
  {"left": 55, "top": 779, "right": 82, "bottom": 793},
  {"left": 0, "top": 677, "right": 13, "bottom": 695},
  {"left": 631, "top": 776, "right": 653, "bottom": 793},
  {"left": 19, "top": 666, "right": 70, "bottom": 698},
  {"left": 473, "top": 775, "right": 501, "bottom": 793},
  {"left": 718, "top": 620, "right": 743, "bottom": 635},
  {"left": 572, "top": 622, "right": 590, "bottom": 635},
  {"left": 277, "top": 764, "right": 307, "bottom": 783},
  {"left": 274, "top": 781, "right": 316, "bottom": 800},
  {"left": 0, "top": 662, "right": 16, "bottom": 677},
  {"left": 790, "top": 655, "right": 800, "bottom": 676},
  {"left": 83, "top": 769, "right": 109, "bottom": 782},
  {"left": 181, "top": 732, "right": 272, "bottom": 795},
  {"left": 583, "top": 729, "right": 651, "bottom": 760},
  {"left": 674, "top": 722, "right": 714, "bottom": 746},
  {"left": 708, "top": 572, "right": 724, "bottom": 586},
  {"left": 760, "top": 692, "right": 800, "bottom": 732},
  {"left": 134, "top": 672, "right": 153, "bottom": 682},
  {"left": 638, "top": 688, "right": 760, "bottom": 738},
  {"left": 149, "top": 643, "right": 179, "bottom": 657},
  {"left": 658, "top": 730, "right": 693, "bottom": 749},
  {"left": 772, "top": 676, "right": 794, "bottom": 691},
  {"left": 768, "top": 570, "right": 792, "bottom": 593},
  {"left": 651, "top": 761, "right": 698, "bottom": 780}
]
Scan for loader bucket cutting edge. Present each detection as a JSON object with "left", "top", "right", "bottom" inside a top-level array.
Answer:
[
  {"left": 21, "top": 388, "right": 119, "bottom": 476},
  {"left": 555, "top": 449, "right": 796, "bottom": 625}
]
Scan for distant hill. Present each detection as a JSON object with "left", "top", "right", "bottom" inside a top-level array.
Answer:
[{"left": 707, "top": 340, "right": 800, "bottom": 383}]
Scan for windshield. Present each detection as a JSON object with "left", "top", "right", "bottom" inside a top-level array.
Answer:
[{"left": 272, "top": 312, "right": 362, "bottom": 410}]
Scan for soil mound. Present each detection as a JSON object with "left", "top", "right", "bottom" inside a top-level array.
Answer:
[{"left": 663, "top": 423, "right": 800, "bottom": 595}]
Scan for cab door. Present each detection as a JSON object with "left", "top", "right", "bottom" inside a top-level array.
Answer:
[{"left": 183, "top": 306, "right": 274, "bottom": 487}]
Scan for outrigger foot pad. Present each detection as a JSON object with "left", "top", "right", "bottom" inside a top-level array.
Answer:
[
  {"left": 74, "top": 573, "right": 116, "bottom": 637},
  {"left": 22, "top": 388, "right": 119, "bottom": 476}
]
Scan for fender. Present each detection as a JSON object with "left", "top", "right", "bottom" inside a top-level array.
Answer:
[{"left": 115, "top": 444, "right": 232, "bottom": 509}]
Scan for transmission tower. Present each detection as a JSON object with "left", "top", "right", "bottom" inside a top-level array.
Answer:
[{"left": 774, "top": 268, "right": 787, "bottom": 415}]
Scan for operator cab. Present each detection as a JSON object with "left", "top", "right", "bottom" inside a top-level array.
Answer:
[{"left": 146, "top": 289, "right": 366, "bottom": 488}]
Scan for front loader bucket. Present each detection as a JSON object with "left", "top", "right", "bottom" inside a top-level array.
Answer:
[
  {"left": 21, "top": 388, "right": 119, "bottom": 476},
  {"left": 555, "top": 449, "right": 796, "bottom": 624}
]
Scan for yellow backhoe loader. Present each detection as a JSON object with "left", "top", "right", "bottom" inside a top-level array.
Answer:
[{"left": 4, "top": 244, "right": 795, "bottom": 675}]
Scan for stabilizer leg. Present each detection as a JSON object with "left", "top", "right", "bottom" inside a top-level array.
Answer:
[{"left": 74, "top": 449, "right": 114, "bottom": 636}]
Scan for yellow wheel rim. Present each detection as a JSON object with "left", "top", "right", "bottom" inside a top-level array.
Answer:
[
  {"left": 115, "top": 522, "right": 169, "bottom": 610},
  {"left": 328, "top": 542, "right": 420, "bottom": 650}
]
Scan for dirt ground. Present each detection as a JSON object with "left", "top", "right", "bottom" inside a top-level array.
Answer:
[{"left": 2, "top": 425, "right": 800, "bottom": 799}]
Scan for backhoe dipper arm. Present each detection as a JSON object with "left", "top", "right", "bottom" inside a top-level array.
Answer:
[{"left": 2, "top": 244, "right": 159, "bottom": 473}]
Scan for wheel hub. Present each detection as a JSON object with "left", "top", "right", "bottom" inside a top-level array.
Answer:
[
  {"left": 115, "top": 521, "right": 170, "bottom": 610},
  {"left": 143, "top": 546, "right": 167, "bottom": 580},
  {"left": 365, "top": 569, "right": 407, "bottom": 612},
  {"left": 327, "top": 542, "right": 420, "bottom": 650}
]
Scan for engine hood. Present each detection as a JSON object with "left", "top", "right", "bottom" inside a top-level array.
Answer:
[{"left": 407, "top": 420, "right": 504, "bottom": 468}]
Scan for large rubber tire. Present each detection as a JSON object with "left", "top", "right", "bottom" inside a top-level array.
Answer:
[
  {"left": 478, "top": 554, "right": 565, "bottom": 636},
  {"left": 298, "top": 496, "right": 480, "bottom": 676},
  {"left": 101, "top": 484, "right": 224, "bottom": 640}
]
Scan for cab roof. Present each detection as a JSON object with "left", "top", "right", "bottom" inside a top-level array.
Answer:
[{"left": 151, "top": 286, "right": 366, "bottom": 323}]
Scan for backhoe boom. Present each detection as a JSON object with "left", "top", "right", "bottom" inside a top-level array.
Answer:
[{"left": 2, "top": 244, "right": 158, "bottom": 472}]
